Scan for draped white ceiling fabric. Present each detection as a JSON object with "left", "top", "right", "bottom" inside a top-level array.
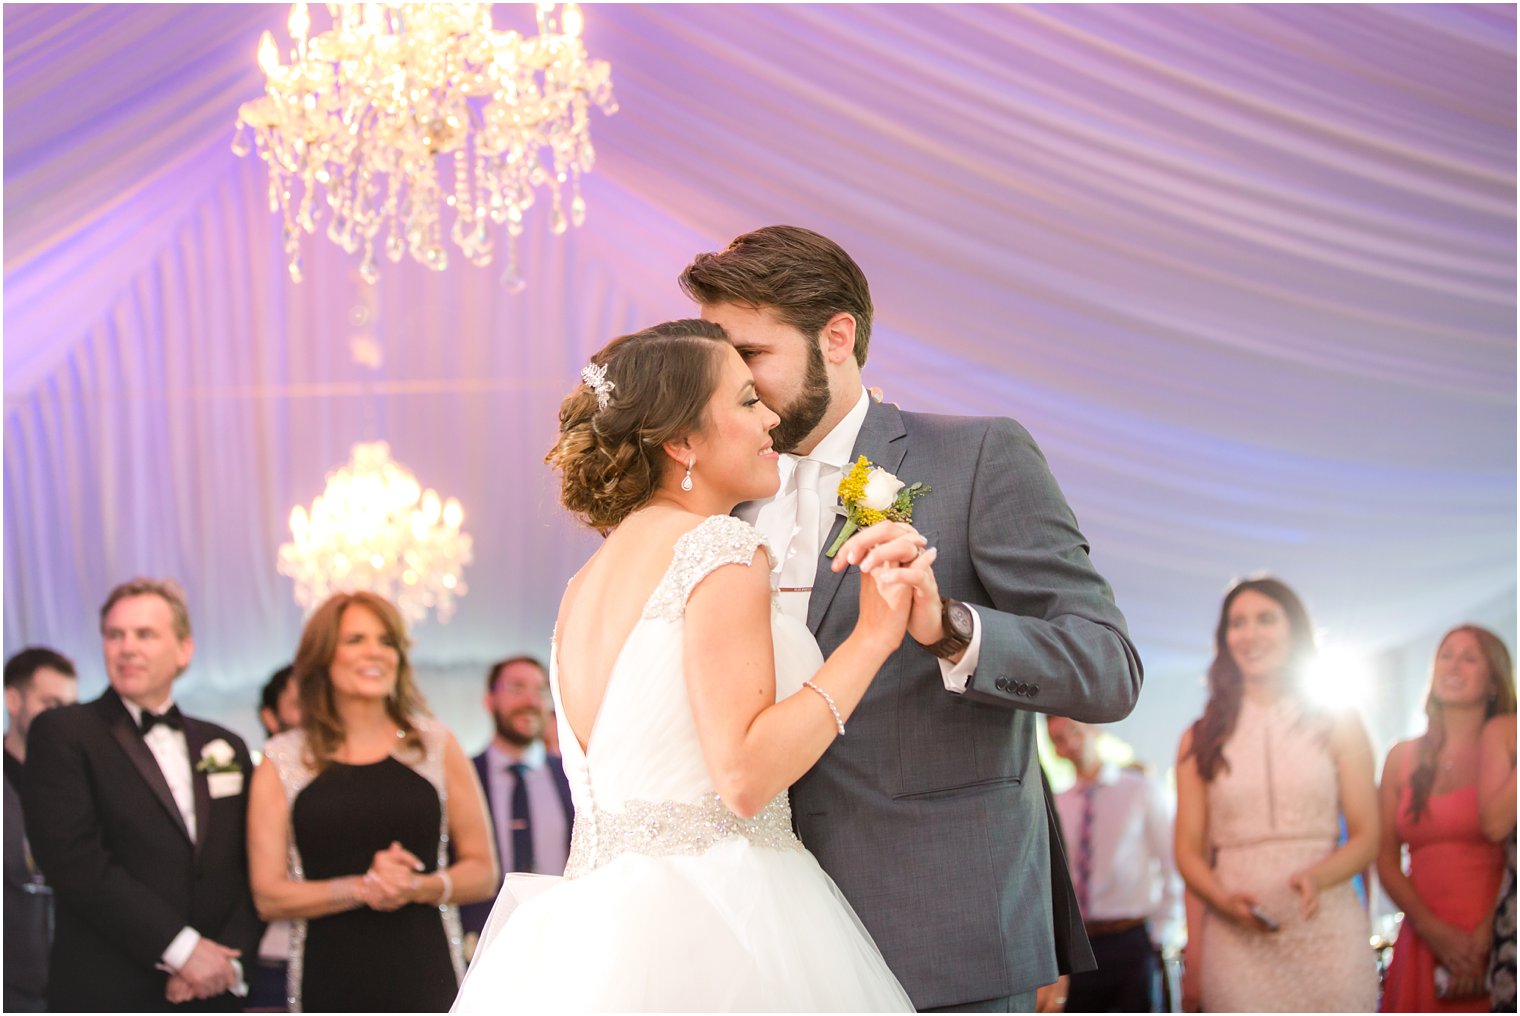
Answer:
[{"left": 3, "top": 4, "right": 1515, "bottom": 766}]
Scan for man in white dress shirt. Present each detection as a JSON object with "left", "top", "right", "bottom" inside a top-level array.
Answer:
[
  {"left": 1048, "top": 716, "right": 1182, "bottom": 1012},
  {"left": 22, "top": 578, "right": 260, "bottom": 1011},
  {"left": 459, "top": 656, "right": 574, "bottom": 946}
]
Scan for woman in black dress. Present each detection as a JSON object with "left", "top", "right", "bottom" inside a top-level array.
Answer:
[{"left": 247, "top": 591, "right": 497, "bottom": 1011}]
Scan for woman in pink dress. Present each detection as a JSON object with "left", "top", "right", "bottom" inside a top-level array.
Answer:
[
  {"left": 1378, "top": 625, "right": 1516, "bottom": 1012},
  {"left": 1175, "top": 577, "right": 1379, "bottom": 1012}
]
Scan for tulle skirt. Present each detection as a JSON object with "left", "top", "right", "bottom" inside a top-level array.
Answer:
[{"left": 451, "top": 837, "right": 913, "bottom": 1012}]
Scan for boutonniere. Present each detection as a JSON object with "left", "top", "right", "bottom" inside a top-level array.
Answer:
[
  {"left": 825, "top": 456, "right": 931, "bottom": 557},
  {"left": 195, "top": 738, "right": 239, "bottom": 774}
]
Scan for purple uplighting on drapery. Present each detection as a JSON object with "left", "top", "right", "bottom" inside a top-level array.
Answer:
[{"left": 2, "top": 4, "right": 1513, "bottom": 766}]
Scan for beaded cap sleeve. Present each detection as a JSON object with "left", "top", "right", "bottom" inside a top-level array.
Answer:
[{"left": 642, "top": 515, "right": 775, "bottom": 623}]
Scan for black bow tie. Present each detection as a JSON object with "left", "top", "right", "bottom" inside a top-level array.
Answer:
[{"left": 138, "top": 705, "right": 184, "bottom": 736}]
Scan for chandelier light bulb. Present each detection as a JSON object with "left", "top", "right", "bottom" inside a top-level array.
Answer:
[
  {"left": 234, "top": 3, "right": 616, "bottom": 286},
  {"left": 278, "top": 441, "right": 474, "bottom": 625}
]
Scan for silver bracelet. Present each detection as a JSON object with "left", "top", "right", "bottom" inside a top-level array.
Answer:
[
  {"left": 332, "top": 874, "right": 366, "bottom": 911},
  {"left": 803, "top": 680, "right": 845, "bottom": 736},
  {"left": 436, "top": 869, "right": 453, "bottom": 906}
]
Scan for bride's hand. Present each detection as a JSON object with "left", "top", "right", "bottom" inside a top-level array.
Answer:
[
  {"left": 835, "top": 521, "right": 941, "bottom": 636},
  {"left": 836, "top": 523, "right": 936, "bottom": 652}
]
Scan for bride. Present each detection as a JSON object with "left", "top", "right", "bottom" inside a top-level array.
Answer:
[{"left": 452, "top": 319, "right": 932, "bottom": 1012}]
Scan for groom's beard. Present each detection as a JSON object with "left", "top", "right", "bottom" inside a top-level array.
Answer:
[{"left": 769, "top": 338, "right": 832, "bottom": 454}]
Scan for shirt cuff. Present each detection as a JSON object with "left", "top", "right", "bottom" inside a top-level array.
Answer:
[
  {"left": 938, "top": 605, "right": 983, "bottom": 694},
  {"left": 161, "top": 926, "right": 202, "bottom": 972},
  {"left": 228, "top": 958, "right": 249, "bottom": 997}
]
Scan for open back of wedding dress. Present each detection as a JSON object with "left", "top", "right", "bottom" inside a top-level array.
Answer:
[{"left": 452, "top": 515, "right": 912, "bottom": 1012}]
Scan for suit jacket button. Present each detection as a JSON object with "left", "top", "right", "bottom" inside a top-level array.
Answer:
[
  {"left": 1027, "top": 683, "right": 1039, "bottom": 696},
  {"left": 1014, "top": 682, "right": 1029, "bottom": 696},
  {"left": 995, "top": 677, "right": 1009, "bottom": 692}
]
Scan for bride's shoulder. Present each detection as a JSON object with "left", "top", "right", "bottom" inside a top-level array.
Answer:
[
  {"left": 674, "top": 515, "right": 774, "bottom": 568},
  {"left": 644, "top": 516, "right": 772, "bottom": 623}
]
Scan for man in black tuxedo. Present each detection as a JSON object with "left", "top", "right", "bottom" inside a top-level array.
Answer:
[
  {"left": 459, "top": 656, "right": 573, "bottom": 947},
  {"left": 22, "top": 578, "right": 261, "bottom": 1011}
]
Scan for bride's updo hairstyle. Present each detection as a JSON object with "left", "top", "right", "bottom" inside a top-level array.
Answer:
[{"left": 548, "top": 318, "right": 731, "bottom": 533}]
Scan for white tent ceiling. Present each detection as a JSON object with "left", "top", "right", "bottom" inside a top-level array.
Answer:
[{"left": 4, "top": 4, "right": 1514, "bottom": 766}]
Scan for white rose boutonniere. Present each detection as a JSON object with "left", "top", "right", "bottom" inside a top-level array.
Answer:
[
  {"left": 196, "top": 738, "right": 239, "bottom": 774},
  {"left": 825, "top": 455, "right": 931, "bottom": 557}
]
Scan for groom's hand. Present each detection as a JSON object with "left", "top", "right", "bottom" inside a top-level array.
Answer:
[
  {"left": 835, "top": 521, "right": 942, "bottom": 635},
  {"left": 1035, "top": 974, "right": 1068, "bottom": 1012}
]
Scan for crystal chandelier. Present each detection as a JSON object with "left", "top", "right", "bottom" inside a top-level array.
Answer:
[
  {"left": 233, "top": 3, "right": 616, "bottom": 287},
  {"left": 278, "top": 441, "right": 474, "bottom": 624}
]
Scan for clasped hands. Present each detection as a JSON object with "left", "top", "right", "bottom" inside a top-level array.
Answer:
[
  {"left": 164, "top": 937, "right": 241, "bottom": 1004},
  {"left": 1216, "top": 867, "right": 1322, "bottom": 936},
  {"left": 831, "top": 521, "right": 946, "bottom": 646},
  {"left": 361, "top": 840, "right": 430, "bottom": 911}
]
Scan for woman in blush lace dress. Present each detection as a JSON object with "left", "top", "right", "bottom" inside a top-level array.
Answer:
[
  {"left": 452, "top": 320, "right": 931, "bottom": 1012},
  {"left": 1174, "top": 577, "right": 1378, "bottom": 1012},
  {"left": 1379, "top": 625, "right": 1514, "bottom": 1012}
]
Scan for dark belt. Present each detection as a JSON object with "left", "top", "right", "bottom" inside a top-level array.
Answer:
[{"left": 1083, "top": 916, "right": 1147, "bottom": 938}]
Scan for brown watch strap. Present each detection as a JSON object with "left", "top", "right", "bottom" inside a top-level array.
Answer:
[{"left": 926, "top": 597, "right": 972, "bottom": 659}]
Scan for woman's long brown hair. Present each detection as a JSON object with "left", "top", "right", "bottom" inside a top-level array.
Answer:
[
  {"left": 293, "top": 590, "right": 429, "bottom": 770},
  {"left": 1186, "top": 577, "right": 1320, "bottom": 781},
  {"left": 1406, "top": 624, "right": 1516, "bottom": 822}
]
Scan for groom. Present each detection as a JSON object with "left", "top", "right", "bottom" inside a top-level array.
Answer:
[{"left": 681, "top": 226, "right": 1143, "bottom": 1012}]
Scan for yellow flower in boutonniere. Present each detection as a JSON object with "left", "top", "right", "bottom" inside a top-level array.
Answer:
[{"left": 825, "top": 456, "right": 931, "bottom": 557}]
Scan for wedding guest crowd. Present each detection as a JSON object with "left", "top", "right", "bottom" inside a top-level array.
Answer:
[
  {"left": 1378, "top": 625, "right": 1515, "bottom": 1012},
  {"left": 4, "top": 647, "right": 78, "bottom": 1012},
  {"left": 7, "top": 570, "right": 1516, "bottom": 1012}
]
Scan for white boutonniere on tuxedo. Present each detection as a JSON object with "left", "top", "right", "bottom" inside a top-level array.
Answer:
[
  {"left": 196, "top": 738, "right": 244, "bottom": 798},
  {"left": 825, "top": 456, "right": 931, "bottom": 557}
]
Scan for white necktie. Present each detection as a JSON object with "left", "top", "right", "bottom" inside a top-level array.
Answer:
[{"left": 779, "top": 457, "right": 822, "bottom": 623}]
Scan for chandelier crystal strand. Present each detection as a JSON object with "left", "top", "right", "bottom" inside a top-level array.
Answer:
[
  {"left": 234, "top": 3, "right": 615, "bottom": 285},
  {"left": 278, "top": 442, "right": 474, "bottom": 624}
]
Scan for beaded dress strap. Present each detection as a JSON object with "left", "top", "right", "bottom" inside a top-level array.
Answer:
[{"left": 642, "top": 515, "right": 775, "bottom": 623}]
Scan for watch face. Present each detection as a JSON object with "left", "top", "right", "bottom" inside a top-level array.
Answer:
[{"left": 948, "top": 601, "right": 974, "bottom": 638}]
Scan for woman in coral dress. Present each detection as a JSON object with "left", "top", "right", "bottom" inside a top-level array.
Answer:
[{"left": 1378, "top": 625, "right": 1515, "bottom": 1012}]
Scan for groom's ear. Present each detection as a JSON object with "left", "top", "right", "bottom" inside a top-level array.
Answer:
[{"left": 821, "top": 312, "right": 857, "bottom": 366}]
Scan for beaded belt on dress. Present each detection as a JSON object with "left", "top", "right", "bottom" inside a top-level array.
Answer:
[{"left": 564, "top": 794, "right": 803, "bottom": 878}]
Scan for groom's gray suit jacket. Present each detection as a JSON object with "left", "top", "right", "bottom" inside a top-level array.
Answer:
[{"left": 786, "top": 400, "right": 1142, "bottom": 1009}]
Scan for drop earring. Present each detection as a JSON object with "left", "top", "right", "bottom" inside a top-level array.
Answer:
[{"left": 681, "top": 459, "right": 694, "bottom": 492}]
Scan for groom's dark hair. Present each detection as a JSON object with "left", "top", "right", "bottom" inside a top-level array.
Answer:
[{"left": 678, "top": 225, "right": 874, "bottom": 367}]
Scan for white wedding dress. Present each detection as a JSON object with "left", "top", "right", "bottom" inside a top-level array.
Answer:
[{"left": 452, "top": 515, "right": 912, "bottom": 1013}]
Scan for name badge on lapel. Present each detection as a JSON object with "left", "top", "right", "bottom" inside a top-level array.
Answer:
[{"left": 208, "top": 771, "right": 244, "bottom": 798}]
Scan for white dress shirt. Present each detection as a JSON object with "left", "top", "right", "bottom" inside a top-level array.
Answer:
[
  {"left": 120, "top": 698, "right": 204, "bottom": 975},
  {"left": 737, "top": 387, "right": 982, "bottom": 689},
  {"left": 485, "top": 741, "right": 570, "bottom": 876},
  {"left": 1054, "top": 762, "right": 1184, "bottom": 948}
]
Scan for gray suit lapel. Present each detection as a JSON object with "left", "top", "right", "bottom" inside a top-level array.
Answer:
[{"left": 808, "top": 400, "right": 908, "bottom": 634}]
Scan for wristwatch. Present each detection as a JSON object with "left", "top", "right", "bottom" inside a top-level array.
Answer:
[{"left": 924, "top": 597, "right": 973, "bottom": 660}]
